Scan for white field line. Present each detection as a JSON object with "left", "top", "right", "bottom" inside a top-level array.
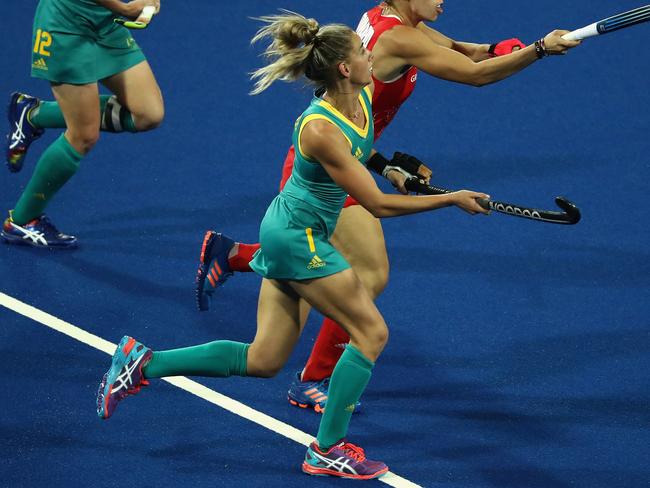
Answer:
[{"left": 0, "top": 291, "right": 422, "bottom": 488}]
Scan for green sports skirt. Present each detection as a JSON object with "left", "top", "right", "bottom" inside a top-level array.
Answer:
[
  {"left": 30, "top": 0, "right": 146, "bottom": 84},
  {"left": 250, "top": 193, "right": 350, "bottom": 281}
]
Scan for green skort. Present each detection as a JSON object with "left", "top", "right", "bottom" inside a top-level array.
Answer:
[
  {"left": 30, "top": 0, "right": 146, "bottom": 84},
  {"left": 250, "top": 193, "right": 351, "bottom": 281}
]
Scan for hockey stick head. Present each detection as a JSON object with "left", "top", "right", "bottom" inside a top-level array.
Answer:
[{"left": 554, "top": 196, "right": 581, "bottom": 224}]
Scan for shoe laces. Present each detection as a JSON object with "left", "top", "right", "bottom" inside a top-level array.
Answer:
[
  {"left": 316, "top": 377, "right": 330, "bottom": 390},
  {"left": 341, "top": 442, "right": 366, "bottom": 462},
  {"left": 33, "top": 215, "right": 59, "bottom": 234}
]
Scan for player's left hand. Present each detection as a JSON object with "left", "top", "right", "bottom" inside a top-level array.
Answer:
[
  {"left": 391, "top": 152, "right": 432, "bottom": 183},
  {"left": 386, "top": 169, "right": 409, "bottom": 194},
  {"left": 488, "top": 38, "right": 526, "bottom": 57}
]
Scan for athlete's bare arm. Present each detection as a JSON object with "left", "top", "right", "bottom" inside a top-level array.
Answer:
[
  {"left": 416, "top": 23, "right": 491, "bottom": 61},
  {"left": 300, "top": 120, "right": 487, "bottom": 217},
  {"left": 373, "top": 25, "right": 576, "bottom": 87}
]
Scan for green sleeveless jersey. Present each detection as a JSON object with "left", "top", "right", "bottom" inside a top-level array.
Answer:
[
  {"left": 282, "top": 85, "right": 374, "bottom": 215},
  {"left": 249, "top": 86, "right": 375, "bottom": 281}
]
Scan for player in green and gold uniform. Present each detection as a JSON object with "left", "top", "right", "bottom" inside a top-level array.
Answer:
[
  {"left": 250, "top": 85, "right": 374, "bottom": 281},
  {"left": 95, "top": 12, "right": 488, "bottom": 479},
  {"left": 2, "top": 0, "right": 163, "bottom": 247}
]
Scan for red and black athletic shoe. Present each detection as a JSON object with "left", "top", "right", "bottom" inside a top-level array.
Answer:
[{"left": 195, "top": 230, "right": 235, "bottom": 311}]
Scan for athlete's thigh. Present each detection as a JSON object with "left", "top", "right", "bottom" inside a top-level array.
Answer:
[
  {"left": 51, "top": 82, "right": 100, "bottom": 133},
  {"left": 248, "top": 278, "right": 304, "bottom": 375},
  {"left": 330, "top": 205, "right": 388, "bottom": 277},
  {"left": 288, "top": 269, "right": 385, "bottom": 358},
  {"left": 100, "top": 60, "right": 163, "bottom": 115}
]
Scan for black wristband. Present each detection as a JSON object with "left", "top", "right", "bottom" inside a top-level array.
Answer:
[
  {"left": 391, "top": 152, "right": 423, "bottom": 175},
  {"left": 534, "top": 39, "right": 547, "bottom": 59},
  {"left": 366, "top": 152, "right": 390, "bottom": 175}
]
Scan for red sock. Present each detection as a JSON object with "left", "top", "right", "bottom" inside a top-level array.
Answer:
[
  {"left": 228, "top": 243, "right": 260, "bottom": 272},
  {"left": 301, "top": 317, "right": 350, "bottom": 382}
]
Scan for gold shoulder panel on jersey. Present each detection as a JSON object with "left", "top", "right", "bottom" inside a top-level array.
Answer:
[{"left": 297, "top": 114, "right": 353, "bottom": 162}]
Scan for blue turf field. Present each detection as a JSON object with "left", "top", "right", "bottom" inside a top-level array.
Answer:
[{"left": 1, "top": 1, "right": 649, "bottom": 487}]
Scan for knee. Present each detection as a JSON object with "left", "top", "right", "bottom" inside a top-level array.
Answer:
[
  {"left": 248, "top": 364, "right": 282, "bottom": 379},
  {"left": 66, "top": 129, "right": 100, "bottom": 155},
  {"left": 370, "top": 321, "right": 389, "bottom": 351},
  {"left": 353, "top": 319, "right": 389, "bottom": 361},
  {"left": 134, "top": 100, "right": 165, "bottom": 131},
  {"left": 246, "top": 350, "right": 283, "bottom": 378}
]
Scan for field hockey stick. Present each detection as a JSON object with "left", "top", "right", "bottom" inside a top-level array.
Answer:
[
  {"left": 403, "top": 177, "right": 581, "bottom": 225},
  {"left": 114, "top": 5, "right": 156, "bottom": 29},
  {"left": 562, "top": 5, "right": 650, "bottom": 41}
]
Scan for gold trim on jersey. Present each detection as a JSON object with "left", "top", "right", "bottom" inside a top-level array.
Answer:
[
  {"left": 316, "top": 87, "right": 372, "bottom": 139},
  {"left": 297, "top": 114, "right": 352, "bottom": 162}
]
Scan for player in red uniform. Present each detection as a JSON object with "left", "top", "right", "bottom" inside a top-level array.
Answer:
[{"left": 196, "top": 1, "right": 579, "bottom": 413}]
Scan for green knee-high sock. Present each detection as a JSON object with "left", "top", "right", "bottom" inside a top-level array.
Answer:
[
  {"left": 316, "top": 344, "right": 374, "bottom": 449},
  {"left": 29, "top": 95, "right": 137, "bottom": 132},
  {"left": 12, "top": 134, "right": 82, "bottom": 224},
  {"left": 143, "top": 340, "right": 249, "bottom": 379}
]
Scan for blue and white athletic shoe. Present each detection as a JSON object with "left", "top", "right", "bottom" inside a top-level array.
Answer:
[
  {"left": 287, "top": 372, "right": 361, "bottom": 414},
  {"left": 195, "top": 230, "right": 234, "bottom": 311},
  {"left": 97, "top": 336, "right": 153, "bottom": 420},
  {"left": 1, "top": 212, "right": 77, "bottom": 248},
  {"left": 6, "top": 92, "right": 43, "bottom": 173},
  {"left": 302, "top": 440, "right": 388, "bottom": 479}
]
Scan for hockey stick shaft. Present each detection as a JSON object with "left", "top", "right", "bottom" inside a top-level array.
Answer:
[{"left": 403, "top": 177, "right": 581, "bottom": 225}]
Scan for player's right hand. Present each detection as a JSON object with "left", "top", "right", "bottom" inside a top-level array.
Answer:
[
  {"left": 126, "top": 0, "right": 160, "bottom": 21},
  {"left": 451, "top": 190, "right": 490, "bottom": 215},
  {"left": 543, "top": 30, "right": 581, "bottom": 54}
]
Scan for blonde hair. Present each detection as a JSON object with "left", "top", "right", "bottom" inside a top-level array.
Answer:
[{"left": 250, "top": 10, "right": 354, "bottom": 95}]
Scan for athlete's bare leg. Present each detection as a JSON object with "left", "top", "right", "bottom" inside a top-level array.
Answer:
[
  {"left": 246, "top": 268, "right": 388, "bottom": 377},
  {"left": 51, "top": 83, "right": 101, "bottom": 154},
  {"left": 101, "top": 60, "right": 164, "bottom": 131},
  {"left": 295, "top": 204, "right": 389, "bottom": 327},
  {"left": 289, "top": 268, "right": 388, "bottom": 362},
  {"left": 330, "top": 205, "right": 389, "bottom": 300}
]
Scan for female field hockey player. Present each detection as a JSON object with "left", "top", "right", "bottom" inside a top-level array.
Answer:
[
  {"left": 97, "top": 11, "right": 489, "bottom": 479},
  {"left": 196, "top": 0, "right": 581, "bottom": 413},
  {"left": 2, "top": 0, "right": 164, "bottom": 248}
]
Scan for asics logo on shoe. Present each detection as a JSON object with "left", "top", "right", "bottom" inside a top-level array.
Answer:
[
  {"left": 9, "top": 105, "right": 31, "bottom": 150},
  {"left": 9, "top": 222, "right": 47, "bottom": 246},
  {"left": 111, "top": 353, "right": 148, "bottom": 395},
  {"left": 308, "top": 449, "right": 358, "bottom": 475}
]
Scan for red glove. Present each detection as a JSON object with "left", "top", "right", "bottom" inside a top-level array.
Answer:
[{"left": 488, "top": 38, "right": 526, "bottom": 57}]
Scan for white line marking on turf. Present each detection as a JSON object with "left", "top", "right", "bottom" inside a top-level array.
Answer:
[{"left": 0, "top": 292, "right": 422, "bottom": 488}]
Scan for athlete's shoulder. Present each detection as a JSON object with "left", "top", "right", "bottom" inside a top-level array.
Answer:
[
  {"left": 300, "top": 117, "right": 350, "bottom": 162},
  {"left": 375, "top": 23, "right": 430, "bottom": 56}
]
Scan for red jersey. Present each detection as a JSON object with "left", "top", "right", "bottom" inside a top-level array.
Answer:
[{"left": 356, "top": 5, "right": 418, "bottom": 140}]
